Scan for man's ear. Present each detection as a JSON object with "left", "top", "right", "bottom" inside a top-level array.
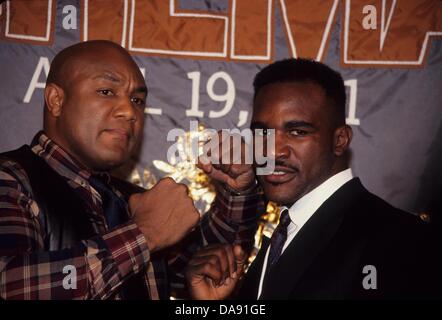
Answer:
[
  {"left": 44, "top": 83, "right": 64, "bottom": 117},
  {"left": 333, "top": 125, "right": 353, "bottom": 156}
]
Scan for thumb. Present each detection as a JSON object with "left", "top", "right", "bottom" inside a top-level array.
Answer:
[
  {"left": 128, "top": 192, "right": 143, "bottom": 217},
  {"left": 197, "top": 156, "right": 213, "bottom": 174},
  {"left": 233, "top": 245, "right": 247, "bottom": 277}
]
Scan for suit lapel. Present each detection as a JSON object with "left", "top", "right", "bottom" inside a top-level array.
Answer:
[{"left": 260, "top": 178, "right": 365, "bottom": 299}]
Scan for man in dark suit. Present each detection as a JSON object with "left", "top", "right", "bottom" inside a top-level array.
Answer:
[{"left": 186, "top": 58, "right": 440, "bottom": 299}]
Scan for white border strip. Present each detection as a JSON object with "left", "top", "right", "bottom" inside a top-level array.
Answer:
[
  {"left": 129, "top": 0, "right": 228, "bottom": 57},
  {"left": 280, "top": 0, "right": 297, "bottom": 58},
  {"left": 316, "top": 0, "right": 339, "bottom": 61},
  {"left": 0, "top": 2, "right": 3, "bottom": 34},
  {"left": 83, "top": 0, "right": 88, "bottom": 41},
  {"left": 5, "top": 0, "right": 52, "bottom": 42},
  {"left": 280, "top": 0, "right": 338, "bottom": 61},
  {"left": 121, "top": 0, "right": 128, "bottom": 47}
]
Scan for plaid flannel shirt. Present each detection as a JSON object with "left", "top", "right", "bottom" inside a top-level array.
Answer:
[{"left": 0, "top": 131, "right": 264, "bottom": 299}]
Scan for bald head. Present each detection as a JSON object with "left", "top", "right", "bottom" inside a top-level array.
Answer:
[
  {"left": 43, "top": 40, "right": 147, "bottom": 171},
  {"left": 46, "top": 40, "right": 140, "bottom": 91}
]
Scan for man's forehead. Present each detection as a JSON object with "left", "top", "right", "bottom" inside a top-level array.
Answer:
[
  {"left": 252, "top": 112, "right": 314, "bottom": 128},
  {"left": 254, "top": 82, "right": 326, "bottom": 112},
  {"left": 253, "top": 95, "right": 317, "bottom": 117},
  {"left": 72, "top": 58, "right": 144, "bottom": 84},
  {"left": 257, "top": 81, "right": 325, "bottom": 100},
  {"left": 253, "top": 105, "right": 327, "bottom": 133},
  {"left": 47, "top": 41, "right": 144, "bottom": 88}
]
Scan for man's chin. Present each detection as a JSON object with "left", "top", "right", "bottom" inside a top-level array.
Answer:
[
  {"left": 94, "top": 150, "right": 130, "bottom": 171},
  {"left": 262, "top": 184, "right": 299, "bottom": 206}
]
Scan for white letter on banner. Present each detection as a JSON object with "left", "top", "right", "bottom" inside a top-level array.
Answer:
[
  {"left": 207, "top": 71, "right": 235, "bottom": 118},
  {"left": 186, "top": 71, "right": 204, "bottom": 117},
  {"left": 23, "top": 57, "right": 50, "bottom": 103},
  {"left": 344, "top": 79, "right": 360, "bottom": 126}
]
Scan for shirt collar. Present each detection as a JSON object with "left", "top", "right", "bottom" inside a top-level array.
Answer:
[
  {"left": 281, "top": 168, "right": 354, "bottom": 229},
  {"left": 30, "top": 131, "right": 99, "bottom": 186}
]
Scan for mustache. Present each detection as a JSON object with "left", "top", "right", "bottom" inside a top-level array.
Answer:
[{"left": 255, "top": 159, "right": 299, "bottom": 172}]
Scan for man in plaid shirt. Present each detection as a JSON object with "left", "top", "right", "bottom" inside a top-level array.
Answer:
[{"left": 0, "top": 41, "right": 264, "bottom": 300}]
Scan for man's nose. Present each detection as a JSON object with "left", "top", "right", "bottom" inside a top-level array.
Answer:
[
  {"left": 270, "top": 131, "right": 290, "bottom": 160},
  {"left": 114, "top": 97, "right": 137, "bottom": 122}
]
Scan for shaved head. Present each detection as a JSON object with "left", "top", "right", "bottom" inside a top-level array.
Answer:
[
  {"left": 43, "top": 40, "right": 147, "bottom": 171},
  {"left": 46, "top": 40, "right": 138, "bottom": 87}
]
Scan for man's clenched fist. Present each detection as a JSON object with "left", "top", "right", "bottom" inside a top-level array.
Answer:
[
  {"left": 198, "top": 131, "right": 256, "bottom": 193},
  {"left": 129, "top": 177, "right": 200, "bottom": 252}
]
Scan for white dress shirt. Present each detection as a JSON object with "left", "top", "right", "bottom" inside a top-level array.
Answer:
[{"left": 257, "top": 168, "right": 355, "bottom": 298}]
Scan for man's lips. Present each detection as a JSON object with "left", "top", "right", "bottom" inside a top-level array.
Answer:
[
  {"left": 263, "top": 166, "right": 298, "bottom": 184},
  {"left": 103, "top": 128, "right": 131, "bottom": 141}
]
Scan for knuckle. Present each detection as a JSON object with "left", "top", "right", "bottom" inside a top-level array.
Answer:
[
  {"left": 155, "top": 177, "right": 176, "bottom": 187},
  {"left": 187, "top": 195, "right": 196, "bottom": 205},
  {"left": 186, "top": 210, "right": 198, "bottom": 223},
  {"left": 222, "top": 245, "right": 233, "bottom": 257},
  {"left": 186, "top": 213, "right": 197, "bottom": 226},
  {"left": 161, "top": 177, "right": 175, "bottom": 185},
  {"left": 208, "top": 255, "right": 220, "bottom": 266},
  {"left": 203, "top": 263, "right": 217, "bottom": 275},
  {"left": 178, "top": 183, "right": 189, "bottom": 193},
  {"left": 192, "top": 212, "right": 200, "bottom": 224}
]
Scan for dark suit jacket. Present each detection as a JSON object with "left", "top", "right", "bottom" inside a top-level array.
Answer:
[{"left": 239, "top": 178, "right": 440, "bottom": 299}]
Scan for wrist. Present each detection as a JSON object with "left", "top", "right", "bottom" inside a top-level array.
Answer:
[
  {"left": 134, "top": 221, "right": 159, "bottom": 253},
  {"left": 223, "top": 179, "right": 258, "bottom": 195}
]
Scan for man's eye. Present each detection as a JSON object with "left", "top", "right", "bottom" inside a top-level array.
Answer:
[
  {"left": 98, "top": 89, "right": 114, "bottom": 96},
  {"left": 131, "top": 97, "right": 145, "bottom": 107},
  {"left": 290, "top": 129, "right": 308, "bottom": 136},
  {"left": 255, "top": 129, "right": 270, "bottom": 136}
]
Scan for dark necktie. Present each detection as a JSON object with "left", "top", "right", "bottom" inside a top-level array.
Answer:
[
  {"left": 89, "top": 175, "right": 148, "bottom": 299},
  {"left": 89, "top": 174, "right": 127, "bottom": 229},
  {"left": 266, "top": 209, "right": 291, "bottom": 269}
]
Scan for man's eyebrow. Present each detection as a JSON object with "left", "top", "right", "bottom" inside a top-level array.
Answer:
[
  {"left": 93, "top": 72, "right": 147, "bottom": 94},
  {"left": 134, "top": 86, "right": 148, "bottom": 94},
  {"left": 250, "top": 121, "right": 268, "bottom": 129},
  {"left": 250, "top": 120, "right": 316, "bottom": 130},
  {"left": 93, "top": 72, "right": 121, "bottom": 83},
  {"left": 284, "top": 120, "right": 316, "bottom": 130}
]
